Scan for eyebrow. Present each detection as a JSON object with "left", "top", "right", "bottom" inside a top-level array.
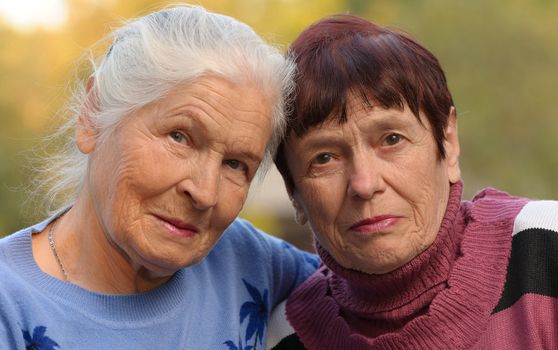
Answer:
[
  {"left": 299, "top": 112, "right": 413, "bottom": 146},
  {"left": 296, "top": 134, "right": 340, "bottom": 154},
  {"left": 171, "top": 109, "right": 264, "bottom": 165},
  {"left": 165, "top": 108, "right": 216, "bottom": 145},
  {"left": 171, "top": 108, "right": 207, "bottom": 130},
  {"left": 238, "top": 150, "right": 263, "bottom": 164}
]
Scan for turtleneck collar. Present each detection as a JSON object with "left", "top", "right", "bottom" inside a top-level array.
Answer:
[
  {"left": 286, "top": 182, "right": 528, "bottom": 349},
  {"left": 317, "top": 181, "right": 465, "bottom": 326}
]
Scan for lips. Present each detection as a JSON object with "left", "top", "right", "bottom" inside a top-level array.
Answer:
[
  {"left": 349, "top": 215, "right": 400, "bottom": 234},
  {"left": 155, "top": 215, "right": 199, "bottom": 238}
]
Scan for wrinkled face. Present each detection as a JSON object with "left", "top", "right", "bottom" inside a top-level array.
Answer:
[
  {"left": 79, "top": 75, "right": 272, "bottom": 276},
  {"left": 285, "top": 95, "right": 460, "bottom": 274}
]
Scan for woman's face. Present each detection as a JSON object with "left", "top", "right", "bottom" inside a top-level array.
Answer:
[
  {"left": 285, "top": 95, "right": 460, "bottom": 274},
  {"left": 79, "top": 75, "right": 272, "bottom": 276}
]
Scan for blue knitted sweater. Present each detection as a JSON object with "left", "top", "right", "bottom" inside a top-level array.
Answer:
[{"left": 0, "top": 216, "right": 318, "bottom": 349}]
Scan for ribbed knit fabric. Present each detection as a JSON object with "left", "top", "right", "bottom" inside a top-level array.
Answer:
[{"left": 286, "top": 182, "right": 529, "bottom": 349}]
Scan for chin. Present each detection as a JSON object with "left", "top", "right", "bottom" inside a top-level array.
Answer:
[
  {"left": 350, "top": 255, "right": 404, "bottom": 275},
  {"left": 142, "top": 253, "right": 198, "bottom": 275}
]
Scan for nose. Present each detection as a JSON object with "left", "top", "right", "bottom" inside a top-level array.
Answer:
[
  {"left": 347, "top": 153, "right": 385, "bottom": 200},
  {"left": 178, "top": 157, "right": 220, "bottom": 210}
]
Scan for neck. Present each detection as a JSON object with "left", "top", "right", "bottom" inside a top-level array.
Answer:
[{"left": 45, "top": 189, "right": 171, "bottom": 294}]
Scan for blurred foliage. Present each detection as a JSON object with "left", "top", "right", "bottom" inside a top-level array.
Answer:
[{"left": 1, "top": 0, "right": 558, "bottom": 240}]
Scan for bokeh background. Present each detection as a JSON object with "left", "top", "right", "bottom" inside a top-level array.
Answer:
[{"left": 1, "top": 0, "right": 557, "bottom": 251}]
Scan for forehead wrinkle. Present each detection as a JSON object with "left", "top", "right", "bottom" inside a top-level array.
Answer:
[
  {"left": 189, "top": 85, "right": 271, "bottom": 136},
  {"left": 347, "top": 93, "right": 429, "bottom": 129}
]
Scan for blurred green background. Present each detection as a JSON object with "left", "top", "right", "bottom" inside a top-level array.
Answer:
[{"left": 1, "top": 0, "right": 557, "bottom": 250}]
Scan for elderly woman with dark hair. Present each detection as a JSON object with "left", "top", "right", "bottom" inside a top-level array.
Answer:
[
  {"left": 267, "top": 15, "right": 558, "bottom": 349},
  {"left": 0, "top": 5, "right": 318, "bottom": 349}
]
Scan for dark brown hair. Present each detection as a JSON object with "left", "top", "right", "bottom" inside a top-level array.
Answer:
[{"left": 275, "top": 15, "right": 455, "bottom": 190}]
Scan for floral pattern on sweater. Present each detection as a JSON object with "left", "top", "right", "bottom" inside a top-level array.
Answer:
[{"left": 225, "top": 279, "right": 269, "bottom": 350}]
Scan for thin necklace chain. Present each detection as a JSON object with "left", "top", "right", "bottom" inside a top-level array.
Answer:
[{"left": 47, "top": 219, "right": 69, "bottom": 281}]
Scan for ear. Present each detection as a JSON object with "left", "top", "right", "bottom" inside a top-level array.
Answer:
[
  {"left": 444, "top": 106, "right": 461, "bottom": 183},
  {"left": 289, "top": 192, "right": 308, "bottom": 226},
  {"left": 75, "top": 76, "right": 98, "bottom": 154}
]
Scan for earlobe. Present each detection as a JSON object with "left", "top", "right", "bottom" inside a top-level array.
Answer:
[
  {"left": 75, "top": 76, "right": 98, "bottom": 154},
  {"left": 289, "top": 193, "right": 308, "bottom": 226},
  {"left": 445, "top": 107, "right": 461, "bottom": 183}
]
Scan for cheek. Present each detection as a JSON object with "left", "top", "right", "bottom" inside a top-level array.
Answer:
[
  {"left": 212, "top": 184, "right": 250, "bottom": 227},
  {"left": 119, "top": 144, "right": 195, "bottom": 198},
  {"left": 399, "top": 161, "right": 449, "bottom": 241},
  {"left": 394, "top": 152, "right": 447, "bottom": 201},
  {"left": 300, "top": 178, "right": 345, "bottom": 233},
  {"left": 92, "top": 146, "right": 174, "bottom": 227},
  {"left": 226, "top": 188, "right": 248, "bottom": 216},
  {"left": 109, "top": 156, "right": 156, "bottom": 204}
]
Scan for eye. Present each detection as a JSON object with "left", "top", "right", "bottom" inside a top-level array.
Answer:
[
  {"left": 224, "top": 159, "right": 247, "bottom": 172},
  {"left": 384, "top": 133, "right": 401, "bottom": 146},
  {"left": 169, "top": 131, "right": 189, "bottom": 144},
  {"left": 312, "top": 153, "right": 333, "bottom": 165}
]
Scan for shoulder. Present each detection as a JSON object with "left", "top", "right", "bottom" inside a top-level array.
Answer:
[
  {"left": 468, "top": 187, "right": 529, "bottom": 224},
  {"left": 513, "top": 200, "right": 558, "bottom": 235},
  {"left": 217, "top": 218, "right": 318, "bottom": 266},
  {"left": 0, "top": 226, "right": 42, "bottom": 299},
  {"left": 203, "top": 217, "right": 318, "bottom": 301},
  {"left": 1, "top": 216, "right": 52, "bottom": 257},
  {"left": 0, "top": 218, "right": 60, "bottom": 301},
  {"left": 508, "top": 199, "right": 558, "bottom": 269},
  {"left": 213, "top": 218, "right": 279, "bottom": 262},
  {"left": 219, "top": 218, "right": 279, "bottom": 249},
  {"left": 469, "top": 188, "right": 558, "bottom": 234},
  {"left": 493, "top": 199, "right": 558, "bottom": 313},
  {"left": 0, "top": 257, "right": 24, "bottom": 300},
  {"left": 0, "top": 226, "right": 34, "bottom": 267},
  {"left": 0, "top": 241, "right": 41, "bottom": 346},
  {"left": 0, "top": 260, "right": 31, "bottom": 315},
  {"left": 208, "top": 218, "right": 277, "bottom": 265},
  {"left": 266, "top": 300, "right": 306, "bottom": 350}
]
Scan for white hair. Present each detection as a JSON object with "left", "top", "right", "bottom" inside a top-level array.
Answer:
[{"left": 35, "top": 4, "right": 295, "bottom": 214}]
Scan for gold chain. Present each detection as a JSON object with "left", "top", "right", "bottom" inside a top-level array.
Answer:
[{"left": 47, "top": 219, "right": 69, "bottom": 281}]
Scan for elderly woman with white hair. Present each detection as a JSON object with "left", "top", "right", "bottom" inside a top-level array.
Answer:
[{"left": 0, "top": 5, "right": 317, "bottom": 349}]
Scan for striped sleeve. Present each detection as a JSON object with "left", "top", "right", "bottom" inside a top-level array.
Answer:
[
  {"left": 493, "top": 200, "right": 558, "bottom": 313},
  {"left": 512, "top": 200, "right": 558, "bottom": 235}
]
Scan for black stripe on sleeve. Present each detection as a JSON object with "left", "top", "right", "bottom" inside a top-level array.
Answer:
[{"left": 493, "top": 228, "right": 558, "bottom": 313}]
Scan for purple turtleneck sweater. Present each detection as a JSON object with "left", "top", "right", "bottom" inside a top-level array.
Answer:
[{"left": 269, "top": 182, "right": 558, "bottom": 349}]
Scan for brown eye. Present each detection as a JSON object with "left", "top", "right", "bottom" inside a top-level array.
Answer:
[
  {"left": 384, "top": 133, "right": 401, "bottom": 146},
  {"left": 313, "top": 153, "right": 332, "bottom": 165}
]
